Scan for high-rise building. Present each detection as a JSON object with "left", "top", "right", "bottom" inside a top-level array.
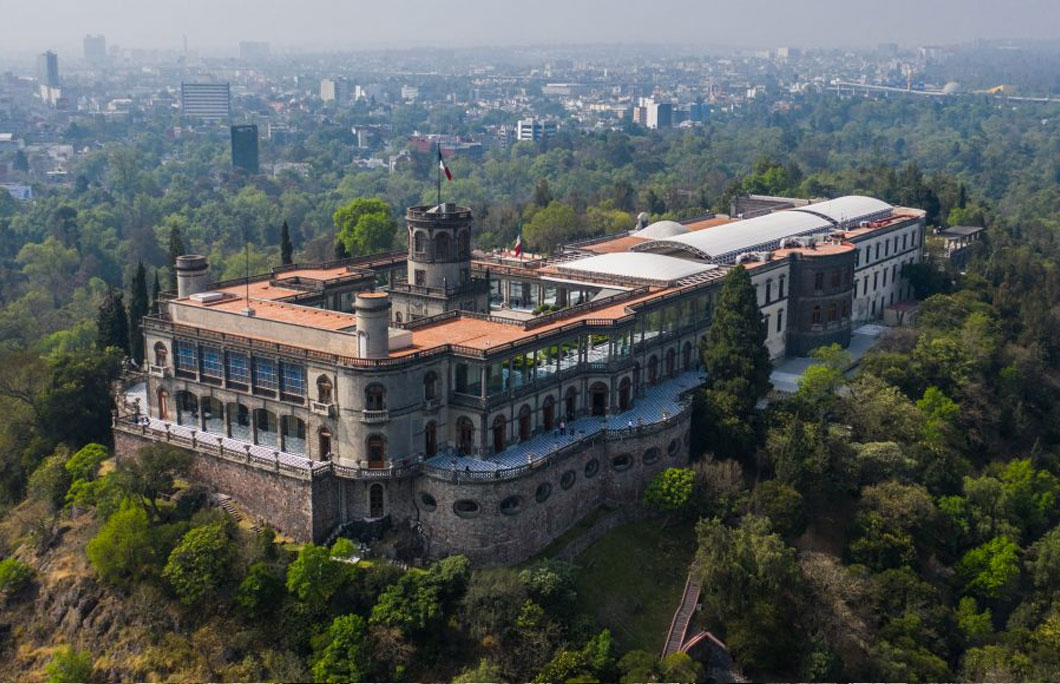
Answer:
[
  {"left": 516, "top": 118, "right": 557, "bottom": 142},
  {"left": 83, "top": 35, "right": 106, "bottom": 64},
  {"left": 320, "top": 78, "right": 350, "bottom": 104},
  {"left": 230, "top": 124, "right": 259, "bottom": 174},
  {"left": 37, "top": 51, "right": 59, "bottom": 87},
  {"left": 239, "top": 41, "right": 270, "bottom": 61},
  {"left": 181, "top": 83, "right": 231, "bottom": 121},
  {"left": 646, "top": 101, "right": 672, "bottom": 129}
]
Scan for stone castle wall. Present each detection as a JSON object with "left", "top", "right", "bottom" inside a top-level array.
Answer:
[{"left": 113, "top": 409, "right": 690, "bottom": 565}]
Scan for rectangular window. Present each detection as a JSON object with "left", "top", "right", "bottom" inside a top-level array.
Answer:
[
  {"left": 884, "top": 239, "right": 889, "bottom": 257},
  {"left": 873, "top": 272, "right": 879, "bottom": 290},
  {"left": 226, "top": 351, "right": 249, "bottom": 386},
  {"left": 902, "top": 234, "right": 908, "bottom": 250},
  {"left": 863, "top": 278, "right": 868, "bottom": 296},
  {"left": 814, "top": 272, "right": 824, "bottom": 291},
  {"left": 875, "top": 243, "right": 880, "bottom": 260},
  {"left": 200, "top": 346, "right": 222, "bottom": 379},
  {"left": 830, "top": 270, "right": 840, "bottom": 288},
  {"left": 175, "top": 340, "right": 197, "bottom": 377},
  {"left": 864, "top": 247, "right": 870, "bottom": 264},
  {"left": 765, "top": 281, "right": 772, "bottom": 304},
  {"left": 883, "top": 270, "right": 888, "bottom": 287},
  {"left": 777, "top": 309, "right": 783, "bottom": 332},
  {"left": 280, "top": 361, "right": 306, "bottom": 398},
  {"left": 778, "top": 276, "right": 785, "bottom": 299},
  {"left": 253, "top": 358, "right": 278, "bottom": 394}
]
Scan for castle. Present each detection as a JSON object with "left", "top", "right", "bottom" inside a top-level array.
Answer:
[{"left": 113, "top": 195, "right": 925, "bottom": 565}]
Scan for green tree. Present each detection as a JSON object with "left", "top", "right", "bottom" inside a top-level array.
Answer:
[
  {"left": 334, "top": 198, "right": 397, "bottom": 257},
  {"left": 956, "top": 536, "right": 1021, "bottom": 600},
  {"left": 236, "top": 561, "right": 286, "bottom": 618},
  {"left": 96, "top": 289, "right": 130, "bottom": 355},
  {"left": 461, "top": 568, "right": 526, "bottom": 639},
  {"left": 533, "top": 178, "right": 553, "bottom": 207},
  {"left": 699, "top": 265, "right": 771, "bottom": 459},
  {"left": 285, "top": 543, "right": 346, "bottom": 610},
  {"left": 167, "top": 225, "right": 185, "bottom": 289},
  {"left": 311, "top": 614, "right": 371, "bottom": 683},
  {"left": 86, "top": 498, "right": 154, "bottom": 585},
  {"left": 522, "top": 200, "right": 581, "bottom": 253},
  {"left": 453, "top": 658, "right": 506, "bottom": 683},
  {"left": 643, "top": 467, "right": 696, "bottom": 519},
  {"left": 1000, "top": 458, "right": 1059, "bottom": 533},
  {"left": 43, "top": 646, "right": 94, "bottom": 683},
  {"left": 113, "top": 444, "right": 192, "bottom": 521},
  {"left": 659, "top": 651, "right": 705, "bottom": 682},
  {"left": 617, "top": 649, "right": 659, "bottom": 682},
  {"left": 535, "top": 629, "right": 615, "bottom": 683},
  {"left": 151, "top": 271, "right": 161, "bottom": 311},
  {"left": 751, "top": 479, "right": 807, "bottom": 538},
  {"left": 128, "top": 261, "right": 149, "bottom": 364},
  {"left": 37, "top": 348, "right": 123, "bottom": 448},
  {"left": 64, "top": 443, "right": 108, "bottom": 482},
  {"left": 162, "top": 521, "right": 231, "bottom": 605},
  {"left": 0, "top": 557, "right": 33, "bottom": 595},
  {"left": 280, "top": 219, "right": 294, "bottom": 265}
]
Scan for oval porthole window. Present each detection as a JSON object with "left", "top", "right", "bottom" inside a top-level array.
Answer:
[
  {"left": 584, "top": 458, "right": 600, "bottom": 478},
  {"left": 644, "top": 447, "right": 661, "bottom": 465},
  {"left": 535, "top": 482, "right": 552, "bottom": 503},
  {"left": 667, "top": 438, "right": 680, "bottom": 457},
  {"left": 612, "top": 454, "right": 632, "bottom": 472},
  {"left": 419, "top": 492, "right": 437, "bottom": 511},
  {"left": 560, "top": 469, "right": 576, "bottom": 490},
  {"left": 500, "top": 495, "right": 524, "bottom": 516},
  {"left": 453, "top": 499, "right": 481, "bottom": 518}
]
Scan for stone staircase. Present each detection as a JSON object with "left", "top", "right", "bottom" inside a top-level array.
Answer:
[
  {"left": 216, "top": 494, "right": 263, "bottom": 534},
  {"left": 662, "top": 562, "right": 701, "bottom": 658}
]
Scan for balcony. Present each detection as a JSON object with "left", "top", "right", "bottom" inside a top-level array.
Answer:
[
  {"left": 148, "top": 364, "right": 169, "bottom": 378},
  {"left": 361, "top": 409, "right": 389, "bottom": 424},
  {"left": 310, "top": 400, "right": 336, "bottom": 417},
  {"left": 423, "top": 397, "right": 441, "bottom": 411}
]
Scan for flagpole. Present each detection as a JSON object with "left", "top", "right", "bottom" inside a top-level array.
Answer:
[{"left": 436, "top": 143, "right": 442, "bottom": 206}]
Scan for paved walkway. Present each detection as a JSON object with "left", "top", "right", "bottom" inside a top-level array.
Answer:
[
  {"left": 770, "top": 323, "right": 887, "bottom": 394},
  {"left": 425, "top": 370, "right": 703, "bottom": 473}
]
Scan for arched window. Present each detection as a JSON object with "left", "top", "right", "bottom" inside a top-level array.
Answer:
[
  {"left": 619, "top": 377, "right": 631, "bottom": 411},
  {"left": 366, "top": 435, "right": 386, "bottom": 468},
  {"left": 542, "top": 395, "right": 555, "bottom": 431},
  {"left": 564, "top": 387, "right": 578, "bottom": 421},
  {"left": 423, "top": 371, "right": 438, "bottom": 401},
  {"left": 590, "top": 382, "right": 608, "bottom": 417},
  {"left": 176, "top": 391, "right": 198, "bottom": 427},
  {"left": 282, "top": 416, "right": 306, "bottom": 454},
  {"left": 153, "top": 341, "right": 168, "bottom": 367},
  {"left": 254, "top": 409, "right": 278, "bottom": 448},
  {"left": 316, "top": 374, "right": 333, "bottom": 403},
  {"left": 435, "top": 232, "right": 451, "bottom": 260},
  {"left": 459, "top": 230, "right": 470, "bottom": 258},
  {"left": 492, "top": 414, "right": 506, "bottom": 453},
  {"left": 413, "top": 231, "right": 426, "bottom": 254},
  {"left": 812, "top": 306, "right": 822, "bottom": 325},
  {"left": 318, "top": 427, "right": 333, "bottom": 461},
  {"left": 633, "top": 362, "right": 641, "bottom": 388},
  {"left": 828, "top": 302, "right": 838, "bottom": 322},
  {"left": 201, "top": 396, "right": 223, "bottom": 434},
  {"left": 518, "top": 405, "right": 532, "bottom": 441},
  {"left": 395, "top": 311, "right": 403, "bottom": 323},
  {"left": 457, "top": 416, "right": 475, "bottom": 454},
  {"left": 365, "top": 383, "right": 386, "bottom": 410},
  {"left": 425, "top": 421, "right": 437, "bottom": 457},
  {"left": 648, "top": 355, "right": 659, "bottom": 385},
  {"left": 227, "top": 403, "right": 250, "bottom": 441},
  {"left": 682, "top": 341, "right": 692, "bottom": 370},
  {"left": 369, "top": 483, "right": 384, "bottom": 518},
  {"left": 665, "top": 348, "right": 676, "bottom": 378}
]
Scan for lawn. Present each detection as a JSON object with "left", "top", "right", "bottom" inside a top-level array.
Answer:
[{"left": 573, "top": 517, "right": 697, "bottom": 654}]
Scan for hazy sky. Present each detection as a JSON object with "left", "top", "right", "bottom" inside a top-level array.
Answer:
[{"left": 4, "top": 0, "right": 1060, "bottom": 55}]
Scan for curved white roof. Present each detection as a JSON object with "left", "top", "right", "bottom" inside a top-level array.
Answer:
[
  {"left": 633, "top": 220, "right": 689, "bottom": 239},
  {"left": 557, "top": 252, "right": 715, "bottom": 284},
  {"left": 792, "top": 195, "right": 892, "bottom": 225},
  {"left": 633, "top": 210, "right": 832, "bottom": 262}
]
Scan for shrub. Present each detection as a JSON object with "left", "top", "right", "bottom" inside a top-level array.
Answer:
[
  {"left": 162, "top": 521, "right": 232, "bottom": 605},
  {"left": 0, "top": 557, "right": 33, "bottom": 595},
  {"left": 43, "top": 646, "right": 94, "bottom": 683}
]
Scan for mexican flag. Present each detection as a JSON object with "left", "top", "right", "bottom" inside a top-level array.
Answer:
[
  {"left": 514, "top": 233, "right": 523, "bottom": 257},
  {"left": 438, "top": 149, "right": 452, "bottom": 181}
]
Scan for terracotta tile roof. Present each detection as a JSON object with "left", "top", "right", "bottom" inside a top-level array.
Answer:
[{"left": 181, "top": 295, "right": 358, "bottom": 331}]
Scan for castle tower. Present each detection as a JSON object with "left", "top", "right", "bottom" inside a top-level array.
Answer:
[
  {"left": 176, "top": 255, "right": 210, "bottom": 298},
  {"left": 406, "top": 203, "right": 472, "bottom": 291}
]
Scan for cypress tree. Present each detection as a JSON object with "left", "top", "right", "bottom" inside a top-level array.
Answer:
[
  {"left": 333, "top": 238, "right": 349, "bottom": 260},
  {"left": 97, "top": 290, "right": 130, "bottom": 356},
  {"left": 699, "top": 265, "right": 772, "bottom": 459},
  {"left": 128, "top": 262, "right": 149, "bottom": 364},
  {"left": 151, "top": 270, "right": 161, "bottom": 310},
  {"left": 280, "top": 219, "right": 294, "bottom": 265},
  {"left": 167, "top": 226, "right": 185, "bottom": 289}
]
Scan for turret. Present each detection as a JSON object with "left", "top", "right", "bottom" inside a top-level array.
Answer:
[
  {"left": 406, "top": 203, "right": 473, "bottom": 291},
  {"left": 175, "top": 255, "right": 210, "bottom": 298},
  {"left": 355, "top": 292, "right": 391, "bottom": 359}
]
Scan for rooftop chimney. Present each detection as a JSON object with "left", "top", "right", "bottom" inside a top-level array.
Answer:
[
  {"left": 355, "top": 292, "right": 391, "bottom": 359},
  {"left": 175, "top": 255, "right": 210, "bottom": 298}
]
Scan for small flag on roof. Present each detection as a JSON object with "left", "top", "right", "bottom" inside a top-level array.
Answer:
[{"left": 514, "top": 232, "right": 523, "bottom": 258}]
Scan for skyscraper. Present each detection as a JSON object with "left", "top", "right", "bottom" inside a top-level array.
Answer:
[
  {"left": 37, "top": 51, "right": 59, "bottom": 87},
  {"left": 83, "top": 35, "right": 106, "bottom": 65},
  {"left": 231, "top": 124, "right": 259, "bottom": 174},
  {"left": 181, "top": 83, "right": 231, "bottom": 121}
]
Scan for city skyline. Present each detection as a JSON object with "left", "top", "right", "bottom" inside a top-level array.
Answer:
[{"left": 4, "top": 0, "right": 1060, "bottom": 57}]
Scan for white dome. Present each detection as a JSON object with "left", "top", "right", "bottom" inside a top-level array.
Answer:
[{"left": 634, "top": 220, "right": 689, "bottom": 239}]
